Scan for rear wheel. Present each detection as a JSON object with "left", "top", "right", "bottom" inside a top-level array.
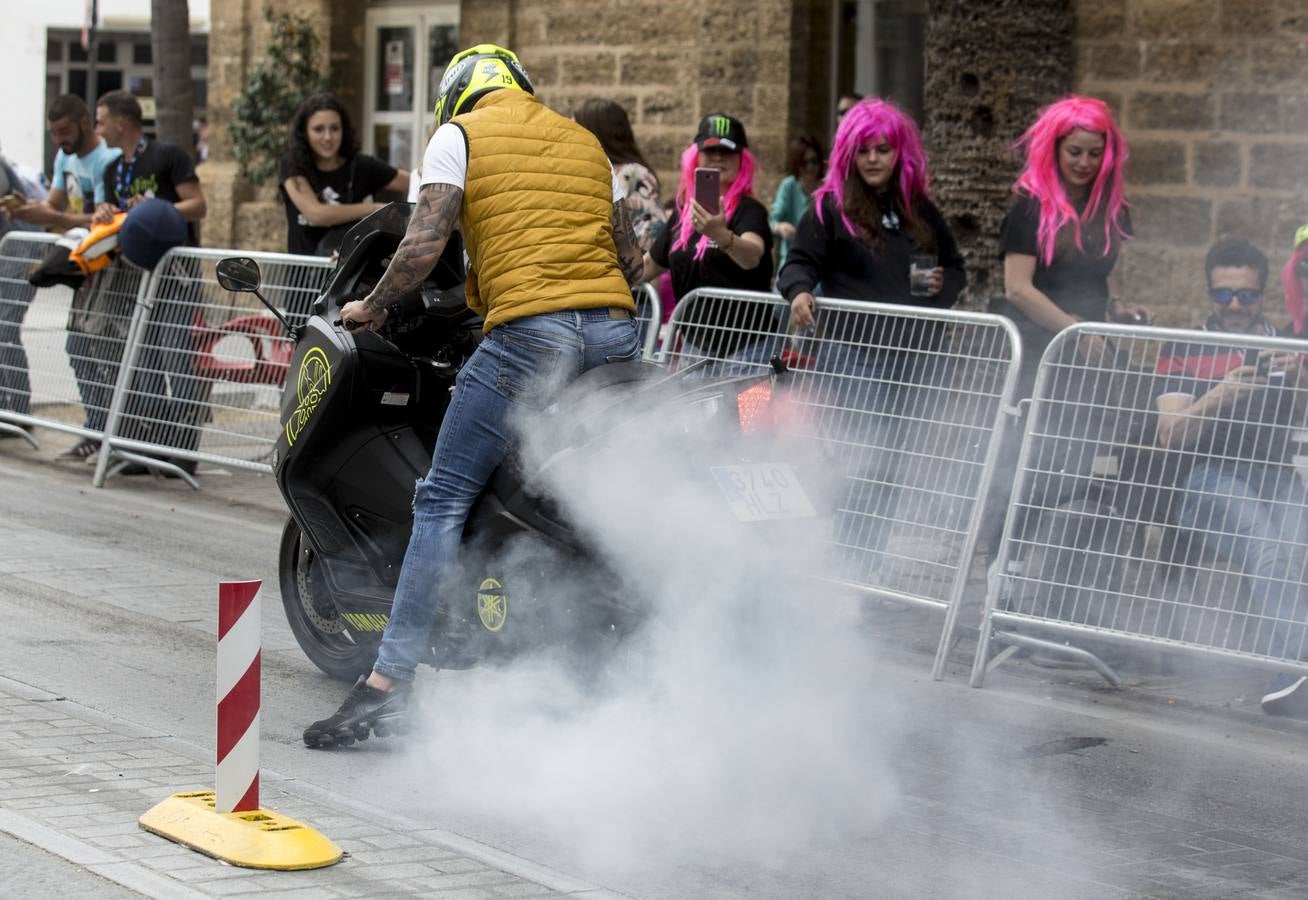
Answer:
[{"left": 278, "top": 517, "right": 380, "bottom": 682}]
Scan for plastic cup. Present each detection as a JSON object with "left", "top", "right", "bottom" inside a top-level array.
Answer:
[{"left": 910, "top": 254, "right": 936, "bottom": 297}]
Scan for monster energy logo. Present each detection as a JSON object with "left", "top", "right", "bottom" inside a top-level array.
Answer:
[{"left": 711, "top": 116, "right": 731, "bottom": 137}]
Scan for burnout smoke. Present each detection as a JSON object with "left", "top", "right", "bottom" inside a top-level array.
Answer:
[{"left": 398, "top": 372, "right": 901, "bottom": 869}]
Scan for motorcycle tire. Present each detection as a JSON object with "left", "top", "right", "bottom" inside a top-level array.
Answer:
[{"left": 278, "top": 517, "right": 380, "bottom": 682}]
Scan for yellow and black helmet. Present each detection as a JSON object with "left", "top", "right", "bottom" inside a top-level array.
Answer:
[{"left": 432, "top": 44, "right": 534, "bottom": 127}]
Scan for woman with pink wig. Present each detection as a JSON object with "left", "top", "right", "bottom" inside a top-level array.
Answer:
[
  {"left": 1281, "top": 223, "right": 1308, "bottom": 336},
  {"left": 643, "top": 113, "right": 774, "bottom": 364},
  {"left": 775, "top": 97, "right": 965, "bottom": 582},
  {"left": 998, "top": 95, "right": 1146, "bottom": 393}
]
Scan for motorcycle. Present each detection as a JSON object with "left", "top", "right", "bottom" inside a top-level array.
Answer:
[{"left": 217, "top": 203, "right": 829, "bottom": 682}]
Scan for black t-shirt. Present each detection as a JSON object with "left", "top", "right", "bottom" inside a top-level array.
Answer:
[
  {"left": 775, "top": 193, "right": 965, "bottom": 350},
  {"left": 279, "top": 153, "right": 399, "bottom": 256},
  {"left": 102, "top": 140, "right": 199, "bottom": 245},
  {"left": 997, "top": 192, "right": 1132, "bottom": 327},
  {"left": 1154, "top": 318, "right": 1299, "bottom": 481},
  {"left": 649, "top": 196, "right": 774, "bottom": 356}
]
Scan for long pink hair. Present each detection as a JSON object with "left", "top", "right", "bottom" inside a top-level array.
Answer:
[
  {"left": 1013, "top": 95, "right": 1130, "bottom": 266},
  {"left": 812, "top": 98, "right": 931, "bottom": 236},
  {"left": 1281, "top": 241, "right": 1308, "bottom": 335},
  {"left": 672, "top": 143, "right": 758, "bottom": 260}
]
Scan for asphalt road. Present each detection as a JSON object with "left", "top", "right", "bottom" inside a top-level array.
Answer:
[{"left": 3, "top": 451, "right": 1308, "bottom": 898}]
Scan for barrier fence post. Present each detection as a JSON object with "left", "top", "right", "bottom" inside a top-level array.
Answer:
[{"left": 138, "top": 580, "right": 342, "bottom": 870}]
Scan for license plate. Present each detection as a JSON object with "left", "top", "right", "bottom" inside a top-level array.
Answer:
[{"left": 711, "top": 463, "right": 817, "bottom": 522}]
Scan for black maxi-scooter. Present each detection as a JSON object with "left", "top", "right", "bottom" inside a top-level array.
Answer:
[{"left": 217, "top": 204, "right": 826, "bottom": 683}]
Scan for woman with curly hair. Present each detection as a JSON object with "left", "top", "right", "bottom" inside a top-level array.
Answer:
[
  {"left": 776, "top": 98, "right": 964, "bottom": 582},
  {"left": 279, "top": 93, "right": 410, "bottom": 256},
  {"left": 998, "top": 95, "right": 1145, "bottom": 393}
]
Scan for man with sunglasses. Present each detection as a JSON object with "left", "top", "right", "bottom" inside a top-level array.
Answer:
[{"left": 1155, "top": 238, "right": 1308, "bottom": 717}]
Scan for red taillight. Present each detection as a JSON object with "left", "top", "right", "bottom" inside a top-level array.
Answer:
[{"left": 736, "top": 381, "right": 773, "bottom": 433}]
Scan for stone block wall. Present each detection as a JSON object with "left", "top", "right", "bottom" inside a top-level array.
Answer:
[
  {"left": 1076, "top": 0, "right": 1308, "bottom": 326},
  {"left": 460, "top": 0, "right": 807, "bottom": 212}
]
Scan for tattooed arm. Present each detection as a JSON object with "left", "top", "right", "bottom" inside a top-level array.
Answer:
[
  {"left": 611, "top": 200, "right": 645, "bottom": 286},
  {"left": 339, "top": 183, "right": 464, "bottom": 330}
]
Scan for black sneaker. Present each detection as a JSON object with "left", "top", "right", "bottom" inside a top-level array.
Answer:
[
  {"left": 58, "top": 437, "right": 100, "bottom": 461},
  {"left": 1261, "top": 673, "right": 1308, "bottom": 717},
  {"left": 303, "top": 676, "right": 412, "bottom": 749}
]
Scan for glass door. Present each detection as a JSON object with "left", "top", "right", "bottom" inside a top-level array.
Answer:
[{"left": 363, "top": 5, "right": 460, "bottom": 172}]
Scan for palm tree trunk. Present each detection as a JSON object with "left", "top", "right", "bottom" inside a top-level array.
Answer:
[
  {"left": 151, "top": 0, "right": 196, "bottom": 157},
  {"left": 923, "top": 0, "right": 1074, "bottom": 306}
]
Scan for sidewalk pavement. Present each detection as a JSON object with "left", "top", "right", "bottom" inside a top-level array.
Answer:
[{"left": 0, "top": 673, "right": 621, "bottom": 900}]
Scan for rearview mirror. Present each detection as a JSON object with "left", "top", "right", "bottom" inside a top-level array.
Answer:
[{"left": 216, "top": 257, "right": 262, "bottom": 293}]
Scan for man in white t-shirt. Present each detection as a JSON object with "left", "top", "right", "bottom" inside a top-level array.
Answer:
[
  {"left": 13, "top": 95, "right": 121, "bottom": 230},
  {"left": 304, "top": 44, "right": 646, "bottom": 749}
]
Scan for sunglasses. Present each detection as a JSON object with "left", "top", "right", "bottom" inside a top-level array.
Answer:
[
  {"left": 1209, "top": 287, "right": 1263, "bottom": 306},
  {"left": 802, "top": 157, "right": 822, "bottom": 168}
]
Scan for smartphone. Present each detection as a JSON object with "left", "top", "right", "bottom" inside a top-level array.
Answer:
[
  {"left": 1256, "top": 355, "right": 1287, "bottom": 381},
  {"left": 694, "top": 167, "right": 720, "bottom": 216}
]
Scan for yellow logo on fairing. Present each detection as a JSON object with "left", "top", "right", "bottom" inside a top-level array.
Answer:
[
  {"left": 476, "top": 577, "right": 507, "bottom": 632},
  {"left": 342, "top": 612, "right": 389, "bottom": 632},
  {"left": 285, "top": 346, "right": 331, "bottom": 447}
]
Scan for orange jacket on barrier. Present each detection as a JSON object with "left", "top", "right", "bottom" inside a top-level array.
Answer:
[{"left": 68, "top": 212, "right": 127, "bottom": 274}]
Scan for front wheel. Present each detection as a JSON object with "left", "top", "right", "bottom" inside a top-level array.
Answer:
[{"left": 278, "top": 517, "right": 380, "bottom": 682}]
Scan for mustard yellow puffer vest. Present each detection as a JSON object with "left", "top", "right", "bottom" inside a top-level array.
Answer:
[{"left": 452, "top": 91, "right": 635, "bottom": 332}]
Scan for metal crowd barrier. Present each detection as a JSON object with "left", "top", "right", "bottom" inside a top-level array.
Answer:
[
  {"left": 91, "top": 248, "right": 334, "bottom": 486},
  {"left": 0, "top": 231, "right": 149, "bottom": 453},
  {"left": 660, "top": 288, "right": 1022, "bottom": 677},
  {"left": 633, "top": 282, "right": 661, "bottom": 361},
  {"left": 971, "top": 322, "right": 1308, "bottom": 687}
]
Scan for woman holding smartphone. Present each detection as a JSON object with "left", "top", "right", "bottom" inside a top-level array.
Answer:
[
  {"left": 776, "top": 97, "right": 965, "bottom": 584},
  {"left": 997, "top": 95, "right": 1144, "bottom": 396},
  {"left": 643, "top": 113, "right": 774, "bottom": 365}
]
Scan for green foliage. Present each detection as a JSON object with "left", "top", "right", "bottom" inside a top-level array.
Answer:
[{"left": 229, "top": 10, "right": 330, "bottom": 184}]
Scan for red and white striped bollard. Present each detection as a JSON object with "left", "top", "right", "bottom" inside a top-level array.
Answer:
[{"left": 216, "top": 580, "right": 262, "bottom": 814}]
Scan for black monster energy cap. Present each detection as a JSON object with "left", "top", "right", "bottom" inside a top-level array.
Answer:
[{"left": 694, "top": 113, "right": 748, "bottom": 152}]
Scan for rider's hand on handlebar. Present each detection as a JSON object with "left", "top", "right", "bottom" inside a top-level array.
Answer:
[{"left": 339, "top": 297, "right": 388, "bottom": 333}]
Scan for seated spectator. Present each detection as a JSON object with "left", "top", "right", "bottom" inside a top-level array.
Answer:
[
  {"left": 1155, "top": 237, "right": 1308, "bottom": 716},
  {"left": 769, "top": 132, "right": 823, "bottom": 271},
  {"left": 642, "top": 113, "right": 774, "bottom": 367},
  {"left": 574, "top": 98, "right": 667, "bottom": 254},
  {"left": 279, "top": 93, "right": 409, "bottom": 258}
]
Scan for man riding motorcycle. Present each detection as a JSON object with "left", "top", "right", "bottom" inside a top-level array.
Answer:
[{"left": 304, "top": 44, "right": 646, "bottom": 748}]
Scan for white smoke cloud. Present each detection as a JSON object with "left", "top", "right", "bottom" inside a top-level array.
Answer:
[{"left": 397, "top": 370, "right": 901, "bottom": 872}]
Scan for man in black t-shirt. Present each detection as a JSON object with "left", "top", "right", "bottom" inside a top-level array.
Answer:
[
  {"left": 1155, "top": 238, "right": 1308, "bottom": 716},
  {"left": 88, "top": 90, "right": 209, "bottom": 476},
  {"left": 93, "top": 91, "right": 205, "bottom": 241}
]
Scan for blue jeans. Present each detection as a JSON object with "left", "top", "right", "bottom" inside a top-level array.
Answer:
[
  {"left": 372, "top": 308, "right": 641, "bottom": 681},
  {"left": 1177, "top": 462, "right": 1308, "bottom": 660}
]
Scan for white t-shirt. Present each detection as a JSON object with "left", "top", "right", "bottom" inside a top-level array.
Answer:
[{"left": 416, "top": 122, "right": 623, "bottom": 201}]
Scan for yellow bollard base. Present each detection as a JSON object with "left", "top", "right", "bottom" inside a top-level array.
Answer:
[{"left": 139, "top": 791, "right": 343, "bottom": 870}]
